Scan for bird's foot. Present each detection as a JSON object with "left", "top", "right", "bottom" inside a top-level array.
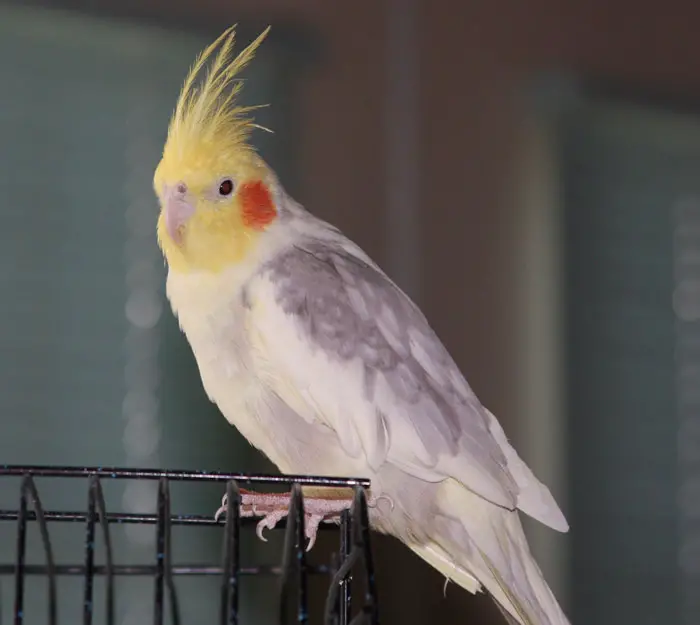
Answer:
[{"left": 214, "top": 489, "right": 353, "bottom": 551}]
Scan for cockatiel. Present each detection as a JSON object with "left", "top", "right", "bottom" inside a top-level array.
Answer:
[{"left": 154, "top": 26, "right": 571, "bottom": 625}]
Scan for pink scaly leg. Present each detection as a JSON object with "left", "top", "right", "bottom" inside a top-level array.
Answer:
[{"left": 214, "top": 488, "right": 355, "bottom": 551}]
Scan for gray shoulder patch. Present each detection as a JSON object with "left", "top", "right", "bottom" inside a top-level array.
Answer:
[
  {"left": 267, "top": 243, "right": 399, "bottom": 370},
  {"left": 259, "top": 239, "right": 517, "bottom": 502},
  {"left": 263, "top": 241, "right": 501, "bottom": 455}
]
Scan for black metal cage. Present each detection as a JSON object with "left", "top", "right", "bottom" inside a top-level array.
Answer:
[{"left": 0, "top": 466, "right": 379, "bottom": 625}]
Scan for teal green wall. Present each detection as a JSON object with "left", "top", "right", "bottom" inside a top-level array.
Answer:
[{"left": 559, "top": 95, "right": 700, "bottom": 625}]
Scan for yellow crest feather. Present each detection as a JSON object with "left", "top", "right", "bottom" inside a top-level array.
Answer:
[{"left": 166, "top": 25, "right": 272, "bottom": 159}]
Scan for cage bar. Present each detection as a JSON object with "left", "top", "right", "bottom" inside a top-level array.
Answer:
[{"left": 0, "top": 465, "right": 378, "bottom": 625}]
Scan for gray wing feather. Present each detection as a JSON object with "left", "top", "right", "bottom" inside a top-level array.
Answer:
[{"left": 264, "top": 240, "right": 518, "bottom": 508}]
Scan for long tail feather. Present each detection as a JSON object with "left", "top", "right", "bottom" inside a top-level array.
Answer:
[
  {"left": 409, "top": 542, "right": 482, "bottom": 594},
  {"left": 412, "top": 479, "right": 570, "bottom": 625}
]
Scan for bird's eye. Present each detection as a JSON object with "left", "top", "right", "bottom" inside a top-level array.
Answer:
[{"left": 218, "top": 179, "right": 234, "bottom": 197}]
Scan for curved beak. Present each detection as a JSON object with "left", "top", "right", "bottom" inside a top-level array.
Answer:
[{"left": 163, "top": 185, "right": 195, "bottom": 245}]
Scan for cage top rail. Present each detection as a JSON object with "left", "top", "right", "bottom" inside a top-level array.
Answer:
[
  {"left": 0, "top": 465, "right": 371, "bottom": 488},
  {"left": 0, "top": 510, "right": 333, "bottom": 529}
]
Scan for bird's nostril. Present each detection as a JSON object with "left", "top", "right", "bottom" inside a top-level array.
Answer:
[{"left": 176, "top": 182, "right": 187, "bottom": 195}]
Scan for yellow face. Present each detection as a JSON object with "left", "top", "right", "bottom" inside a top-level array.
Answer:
[
  {"left": 154, "top": 143, "right": 275, "bottom": 274},
  {"left": 152, "top": 25, "right": 275, "bottom": 275}
]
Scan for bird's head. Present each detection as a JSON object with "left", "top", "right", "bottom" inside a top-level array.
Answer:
[{"left": 154, "top": 26, "right": 277, "bottom": 274}]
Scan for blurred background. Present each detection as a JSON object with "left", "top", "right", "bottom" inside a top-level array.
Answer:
[{"left": 1, "top": 0, "right": 699, "bottom": 624}]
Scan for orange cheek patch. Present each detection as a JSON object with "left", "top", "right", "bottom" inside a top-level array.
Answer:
[{"left": 239, "top": 180, "right": 277, "bottom": 229}]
